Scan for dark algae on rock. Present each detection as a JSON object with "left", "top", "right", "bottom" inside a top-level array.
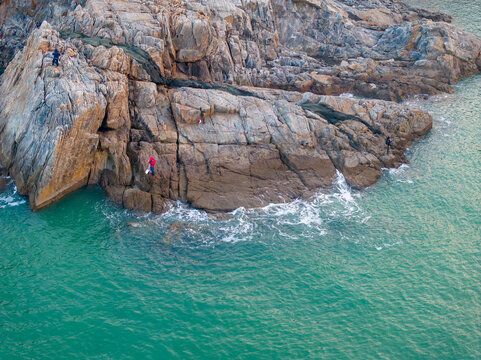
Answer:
[{"left": 60, "top": 31, "right": 260, "bottom": 98}]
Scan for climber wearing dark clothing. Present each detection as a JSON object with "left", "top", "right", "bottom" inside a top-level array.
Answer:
[
  {"left": 52, "top": 48, "right": 60, "bottom": 66},
  {"left": 385, "top": 136, "right": 392, "bottom": 154}
]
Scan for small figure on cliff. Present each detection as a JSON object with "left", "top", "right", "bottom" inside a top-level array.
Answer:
[
  {"left": 145, "top": 156, "right": 156, "bottom": 176},
  {"left": 52, "top": 48, "right": 61, "bottom": 67},
  {"left": 385, "top": 136, "right": 392, "bottom": 154},
  {"left": 198, "top": 109, "right": 204, "bottom": 124}
]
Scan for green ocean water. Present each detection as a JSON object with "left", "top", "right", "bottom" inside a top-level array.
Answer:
[{"left": 1, "top": 2, "right": 480, "bottom": 359}]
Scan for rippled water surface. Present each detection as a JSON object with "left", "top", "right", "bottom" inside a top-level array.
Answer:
[{"left": 1, "top": 2, "right": 480, "bottom": 359}]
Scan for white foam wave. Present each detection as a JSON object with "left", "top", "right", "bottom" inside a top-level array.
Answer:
[
  {"left": 0, "top": 195, "right": 14, "bottom": 203},
  {"left": 438, "top": 116, "right": 453, "bottom": 125},
  {"left": 385, "top": 164, "right": 409, "bottom": 174},
  {"left": 218, "top": 216, "right": 255, "bottom": 243},
  {"left": 110, "top": 171, "right": 370, "bottom": 246},
  {"left": 161, "top": 201, "right": 211, "bottom": 223},
  {"left": 381, "top": 164, "right": 414, "bottom": 184},
  {"left": 375, "top": 240, "right": 402, "bottom": 251},
  {"left": 404, "top": 93, "right": 451, "bottom": 108},
  {"left": 0, "top": 179, "right": 27, "bottom": 208}
]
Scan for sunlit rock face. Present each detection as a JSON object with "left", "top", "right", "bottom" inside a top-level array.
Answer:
[{"left": 0, "top": 0, "right": 478, "bottom": 212}]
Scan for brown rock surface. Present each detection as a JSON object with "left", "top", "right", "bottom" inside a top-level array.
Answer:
[
  {"left": 0, "top": 176, "right": 10, "bottom": 191},
  {"left": 122, "top": 188, "right": 152, "bottom": 213},
  {"left": 0, "top": 23, "right": 107, "bottom": 209},
  {"left": 2, "top": 0, "right": 480, "bottom": 100},
  {"left": 57, "top": 0, "right": 481, "bottom": 101},
  {"left": 0, "top": 0, "right": 478, "bottom": 213}
]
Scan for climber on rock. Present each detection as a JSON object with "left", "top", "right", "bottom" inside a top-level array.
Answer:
[
  {"left": 385, "top": 136, "right": 392, "bottom": 154},
  {"left": 52, "top": 48, "right": 61, "bottom": 67},
  {"left": 145, "top": 156, "right": 156, "bottom": 176}
]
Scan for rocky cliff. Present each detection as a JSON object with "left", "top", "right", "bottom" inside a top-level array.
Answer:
[{"left": 0, "top": 0, "right": 479, "bottom": 213}]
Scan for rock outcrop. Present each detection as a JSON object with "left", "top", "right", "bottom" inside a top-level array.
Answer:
[
  {"left": 0, "top": 0, "right": 479, "bottom": 212},
  {"left": 2, "top": 0, "right": 480, "bottom": 99}
]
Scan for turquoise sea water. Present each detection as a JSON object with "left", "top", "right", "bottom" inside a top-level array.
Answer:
[{"left": 1, "top": 2, "right": 480, "bottom": 359}]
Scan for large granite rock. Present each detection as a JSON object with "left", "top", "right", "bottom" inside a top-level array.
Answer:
[
  {"left": 4, "top": 0, "right": 479, "bottom": 98},
  {"left": 0, "top": 0, "right": 83, "bottom": 70},
  {"left": 0, "top": 0, "right": 478, "bottom": 213},
  {"left": 49, "top": 0, "right": 481, "bottom": 101},
  {"left": 0, "top": 23, "right": 104, "bottom": 208},
  {"left": 0, "top": 22, "right": 131, "bottom": 209}
]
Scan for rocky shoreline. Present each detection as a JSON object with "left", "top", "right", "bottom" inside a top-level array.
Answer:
[{"left": 0, "top": 0, "right": 480, "bottom": 213}]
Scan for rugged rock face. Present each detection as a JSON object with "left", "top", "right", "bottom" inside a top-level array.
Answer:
[
  {"left": 0, "top": 0, "right": 479, "bottom": 212},
  {"left": 0, "top": 23, "right": 111, "bottom": 208},
  {"left": 46, "top": 0, "right": 481, "bottom": 102},
  {"left": 2, "top": 0, "right": 480, "bottom": 98},
  {"left": 0, "top": 0, "right": 85, "bottom": 71}
]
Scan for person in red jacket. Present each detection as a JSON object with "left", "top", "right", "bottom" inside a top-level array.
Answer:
[{"left": 148, "top": 156, "right": 156, "bottom": 176}]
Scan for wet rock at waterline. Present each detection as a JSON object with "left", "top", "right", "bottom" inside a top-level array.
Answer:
[
  {"left": 0, "top": 0, "right": 479, "bottom": 213},
  {"left": 0, "top": 177, "right": 10, "bottom": 192}
]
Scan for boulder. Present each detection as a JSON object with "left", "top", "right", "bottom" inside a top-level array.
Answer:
[
  {"left": 0, "top": 22, "right": 107, "bottom": 209},
  {"left": 122, "top": 188, "right": 152, "bottom": 213}
]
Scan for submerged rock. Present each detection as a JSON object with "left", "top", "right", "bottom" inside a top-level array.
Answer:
[{"left": 0, "top": 0, "right": 478, "bottom": 213}]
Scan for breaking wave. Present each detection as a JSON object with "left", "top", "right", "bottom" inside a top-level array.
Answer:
[
  {"left": 103, "top": 171, "right": 371, "bottom": 247},
  {"left": 0, "top": 179, "right": 26, "bottom": 209}
]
